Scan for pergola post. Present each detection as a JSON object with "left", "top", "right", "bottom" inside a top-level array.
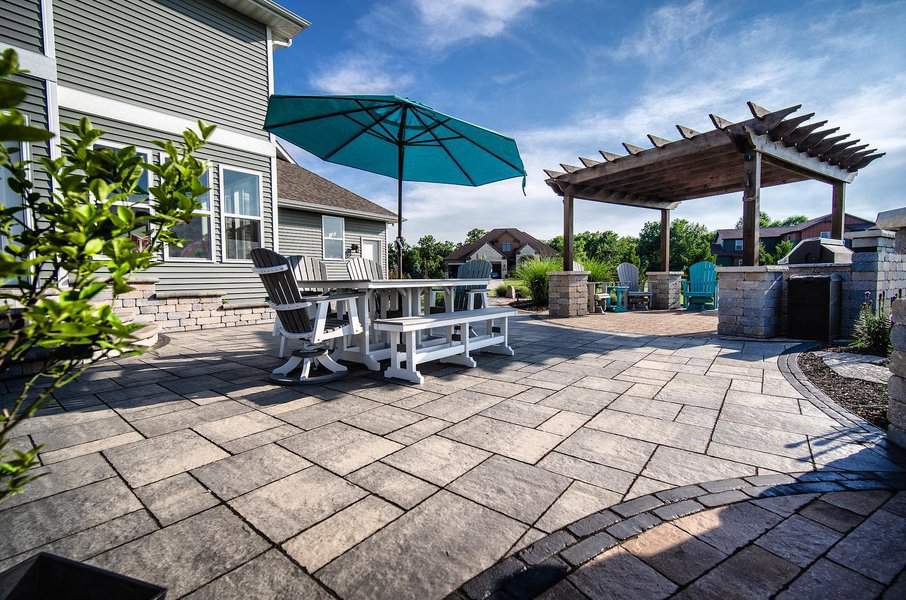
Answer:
[
  {"left": 742, "top": 151, "right": 762, "bottom": 266},
  {"left": 563, "top": 191, "right": 574, "bottom": 271},
  {"left": 660, "top": 208, "right": 671, "bottom": 271},
  {"left": 831, "top": 182, "right": 846, "bottom": 239}
]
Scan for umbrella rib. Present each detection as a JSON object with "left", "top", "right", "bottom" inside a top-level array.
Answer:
[
  {"left": 410, "top": 109, "right": 476, "bottom": 186},
  {"left": 265, "top": 102, "right": 398, "bottom": 130},
  {"left": 405, "top": 116, "right": 455, "bottom": 144},
  {"left": 354, "top": 99, "right": 399, "bottom": 140},
  {"left": 414, "top": 106, "right": 524, "bottom": 176},
  {"left": 341, "top": 113, "right": 398, "bottom": 144},
  {"left": 323, "top": 106, "right": 402, "bottom": 161}
]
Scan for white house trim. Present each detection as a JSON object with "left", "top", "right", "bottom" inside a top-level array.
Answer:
[
  {"left": 41, "top": 0, "right": 56, "bottom": 60},
  {"left": 8, "top": 46, "right": 56, "bottom": 82},
  {"left": 57, "top": 86, "right": 276, "bottom": 158},
  {"left": 219, "top": 164, "right": 266, "bottom": 263},
  {"left": 266, "top": 26, "right": 279, "bottom": 253}
]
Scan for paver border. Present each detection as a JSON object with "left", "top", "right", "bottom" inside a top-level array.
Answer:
[{"left": 453, "top": 470, "right": 906, "bottom": 600}]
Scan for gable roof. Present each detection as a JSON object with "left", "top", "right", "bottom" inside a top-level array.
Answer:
[
  {"left": 445, "top": 228, "right": 558, "bottom": 261},
  {"left": 716, "top": 213, "right": 874, "bottom": 240},
  {"left": 277, "top": 160, "right": 397, "bottom": 223}
]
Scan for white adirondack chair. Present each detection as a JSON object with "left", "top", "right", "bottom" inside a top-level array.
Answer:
[{"left": 617, "top": 262, "right": 652, "bottom": 310}]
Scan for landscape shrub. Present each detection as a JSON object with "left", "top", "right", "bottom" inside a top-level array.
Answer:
[
  {"left": 850, "top": 297, "right": 892, "bottom": 356},
  {"left": 514, "top": 257, "right": 561, "bottom": 305}
]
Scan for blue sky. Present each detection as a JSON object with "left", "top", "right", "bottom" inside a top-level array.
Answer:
[{"left": 273, "top": 0, "right": 906, "bottom": 244}]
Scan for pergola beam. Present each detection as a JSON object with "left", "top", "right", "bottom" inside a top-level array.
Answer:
[
  {"left": 832, "top": 182, "right": 845, "bottom": 239},
  {"left": 563, "top": 191, "right": 574, "bottom": 271},
  {"left": 742, "top": 151, "right": 762, "bottom": 266},
  {"left": 660, "top": 208, "right": 671, "bottom": 271},
  {"left": 748, "top": 131, "right": 856, "bottom": 183}
]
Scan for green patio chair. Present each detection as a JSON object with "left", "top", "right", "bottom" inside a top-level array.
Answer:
[{"left": 681, "top": 261, "right": 719, "bottom": 310}]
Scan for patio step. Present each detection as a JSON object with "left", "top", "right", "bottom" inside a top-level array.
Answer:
[{"left": 132, "top": 323, "right": 160, "bottom": 348}]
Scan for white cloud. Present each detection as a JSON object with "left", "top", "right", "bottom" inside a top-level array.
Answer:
[
  {"left": 310, "top": 54, "right": 414, "bottom": 94},
  {"left": 412, "top": 0, "right": 540, "bottom": 50},
  {"left": 615, "top": 0, "right": 723, "bottom": 61}
]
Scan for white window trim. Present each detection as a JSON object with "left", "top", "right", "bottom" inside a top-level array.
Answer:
[
  {"left": 219, "top": 164, "right": 265, "bottom": 263},
  {"left": 92, "top": 141, "right": 156, "bottom": 207},
  {"left": 322, "top": 215, "right": 346, "bottom": 261},
  {"left": 164, "top": 170, "right": 215, "bottom": 263}
]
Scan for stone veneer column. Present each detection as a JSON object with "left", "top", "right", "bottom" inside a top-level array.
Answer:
[
  {"left": 548, "top": 271, "right": 589, "bottom": 318},
  {"left": 877, "top": 208, "right": 906, "bottom": 448},
  {"left": 646, "top": 271, "right": 683, "bottom": 310},
  {"left": 716, "top": 266, "right": 785, "bottom": 338}
]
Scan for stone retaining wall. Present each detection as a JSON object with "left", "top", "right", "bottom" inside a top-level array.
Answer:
[
  {"left": 549, "top": 272, "right": 589, "bottom": 318},
  {"left": 106, "top": 277, "right": 274, "bottom": 333}
]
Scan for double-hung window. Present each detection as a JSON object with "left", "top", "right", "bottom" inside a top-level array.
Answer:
[
  {"left": 734, "top": 239, "right": 743, "bottom": 251},
  {"left": 167, "top": 170, "right": 213, "bottom": 261},
  {"left": 322, "top": 215, "right": 345, "bottom": 259},
  {"left": 1, "top": 138, "right": 26, "bottom": 255},
  {"left": 501, "top": 241, "right": 513, "bottom": 252},
  {"left": 221, "top": 166, "right": 262, "bottom": 261},
  {"left": 94, "top": 143, "right": 154, "bottom": 252}
]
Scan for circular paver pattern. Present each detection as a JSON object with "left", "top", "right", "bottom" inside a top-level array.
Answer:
[{"left": 455, "top": 472, "right": 906, "bottom": 599}]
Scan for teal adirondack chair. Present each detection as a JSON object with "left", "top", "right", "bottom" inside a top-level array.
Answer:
[{"left": 682, "top": 261, "right": 719, "bottom": 310}]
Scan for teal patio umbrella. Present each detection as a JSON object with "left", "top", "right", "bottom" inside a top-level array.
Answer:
[{"left": 264, "top": 95, "right": 526, "bottom": 277}]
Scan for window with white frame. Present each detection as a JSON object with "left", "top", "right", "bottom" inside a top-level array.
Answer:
[
  {"left": 734, "top": 239, "right": 743, "bottom": 251},
  {"left": 1, "top": 139, "right": 25, "bottom": 256},
  {"left": 819, "top": 231, "right": 830, "bottom": 239},
  {"left": 167, "top": 170, "right": 213, "bottom": 260},
  {"left": 221, "top": 167, "right": 262, "bottom": 261},
  {"left": 322, "top": 215, "right": 345, "bottom": 259},
  {"left": 94, "top": 143, "right": 155, "bottom": 252},
  {"left": 501, "top": 241, "right": 513, "bottom": 252}
]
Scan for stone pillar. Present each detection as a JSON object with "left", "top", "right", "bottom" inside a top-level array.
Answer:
[
  {"left": 647, "top": 271, "right": 683, "bottom": 309},
  {"left": 889, "top": 300, "right": 906, "bottom": 448},
  {"left": 877, "top": 207, "right": 906, "bottom": 448},
  {"left": 716, "top": 266, "right": 785, "bottom": 338},
  {"left": 549, "top": 271, "right": 589, "bottom": 318}
]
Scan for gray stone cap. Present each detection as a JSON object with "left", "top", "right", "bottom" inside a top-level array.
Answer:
[
  {"left": 221, "top": 300, "right": 270, "bottom": 310},
  {"left": 785, "top": 263, "right": 853, "bottom": 270},
  {"left": 645, "top": 271, "right": 684, "bottom": 276},
  {"left": 877, "top": 207, "right": 906, "bottom": 230},
  {"left": 154, "top": 290, "right": 226, "bottom": 299},
  {"left": 123, "top": 275, "right": 159, "bottom": 284},
  {"left": 717, "top": 265, "right": 788, "bottom": 273},
  {"left": 849, "top": 228, "right": 894, "bottom": 239},
  {"left": 549, "top": 271, "right": 590, "bottom": 276}
]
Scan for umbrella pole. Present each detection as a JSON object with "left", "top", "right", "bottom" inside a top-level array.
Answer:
[{"left": 396, "top": 115, "right": 406, "bottom": 279}]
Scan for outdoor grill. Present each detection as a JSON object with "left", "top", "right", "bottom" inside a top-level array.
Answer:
[
  {"left": 782, "top": 238, "right": 850, "bottom": 341},
  {"left": 779, "top": 237, "right": 853, "bottom": 265}
]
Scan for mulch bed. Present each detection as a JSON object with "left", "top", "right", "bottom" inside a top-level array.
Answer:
[
  {"left": 509, "top": 300, "right": 547, "bottom": 313},
  {"left": 798, "top": 351, "right": 889, "bottom": 429}
]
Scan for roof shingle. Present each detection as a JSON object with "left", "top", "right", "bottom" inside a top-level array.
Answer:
[{"left": 277, "top": 160, "right": 396, "bottom": 221}]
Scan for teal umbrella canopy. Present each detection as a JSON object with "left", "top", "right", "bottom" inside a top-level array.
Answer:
[
  {"left": 264, "top": 95, "right": 526, "bottom": 187},
  {"left": 265, "top": 95, "right": 526, "bottom": 276}
]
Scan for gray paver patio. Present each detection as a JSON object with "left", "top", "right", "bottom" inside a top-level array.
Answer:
[{"left": 1, "top": 316, "right": 904, "bottom": 598}]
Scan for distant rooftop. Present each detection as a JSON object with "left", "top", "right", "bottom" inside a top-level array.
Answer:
[
  {"left": 716, "top": 213, "right": 874, "bottom": 240},
  {"left": 446, "top": 228, "right": 558, "bottom": 261}
]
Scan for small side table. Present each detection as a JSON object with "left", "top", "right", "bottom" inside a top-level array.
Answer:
[{"left": 610, "top": 285, "right": 628, "bottom": 312}]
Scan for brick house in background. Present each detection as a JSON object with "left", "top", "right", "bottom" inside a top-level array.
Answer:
[
  {"left": 444, "top": 228, "right": 557, "bottom": 278},
  {"left": 713, "top": 213, "right": 876, "bottom": 266}
]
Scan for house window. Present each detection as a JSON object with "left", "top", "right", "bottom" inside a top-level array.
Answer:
[
  {"left": 221, "top": 167, "right": 262, "bottom": 261},
  {"left": 1, "top": 140, "right": 25, "bottom": 253},
  {"left": 167, "top": 170, "right": 213, "bottom": 261},
  {"left": 734, "top": 239, "right": 743, "bottom": 251},
  {"left": 94, "top": 143, "right": 155, "bottom": 251},
  {"left": 322, "top": 215, "right": 345, "bottom": 259},
  {"left": 501, "top": 241, "right": 513, "bottom": 252},
  {"left": 819, "top": 231, "right": 830, "bottom": 239}
]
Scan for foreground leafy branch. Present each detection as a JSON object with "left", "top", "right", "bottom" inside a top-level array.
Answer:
[{"left": 0, "top": 48, "right": 213, "bottom": 502}]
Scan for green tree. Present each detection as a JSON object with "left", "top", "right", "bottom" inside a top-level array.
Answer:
[
  {"left": 759, "top": 239, "right": 795, "bottom": 265},
  {"left": 637, "top": 219, "right": 714, "bottom": 273},
  {"left": 464, "top": 228, "right": 487, "bottom": 245},
  {"left": 548, "top": 231, "right": 638, "bottom": 268},
  {"left": 0, "top": 50, "right": 211, "bottom": 502}
]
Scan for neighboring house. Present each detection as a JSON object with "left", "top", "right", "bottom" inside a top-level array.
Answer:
[
  {"left": 712, "top": 213, "right": 876, "bottom": 266},
  {"left": 1, "top": 0, "right": 310, "bottom": 302},
  {"left": 444, "top": 228, "right": 558, "bottom": 278},
  {"left": 276, "top": 153, "right": 395, "bottom": 277}
]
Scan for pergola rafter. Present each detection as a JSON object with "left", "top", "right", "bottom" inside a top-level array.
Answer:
[{"left": 545, "top": 101, "right": 884, "bottom": 270}]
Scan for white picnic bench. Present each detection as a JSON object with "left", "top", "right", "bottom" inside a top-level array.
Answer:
[{"left": 374, "top": 306, "right": 516, "bottom": 384}]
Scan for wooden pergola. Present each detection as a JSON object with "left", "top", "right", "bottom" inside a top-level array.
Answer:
[{"left": 544, "top": 102, "right": 884, "bottom": 270}]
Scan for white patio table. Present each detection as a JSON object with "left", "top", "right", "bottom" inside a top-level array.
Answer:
[{"left": 299, "top": 278, "right": 490, "bottom": 371}]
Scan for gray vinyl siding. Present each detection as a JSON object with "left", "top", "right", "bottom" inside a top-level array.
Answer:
[
  {"left": 0, "top": 0, "right": 44, "bottom": 54},
  {"left": 53, "top": 0, "right": 270, "bottom": 139},
  {"left": 15, "top": 74, "right": 51, "bottom": 199},
  {"left": 59, "top": 108, "right": 275, "bottom": 302},
  {"left": 278, "top": 207, "right": 388, "bottom": 276}
]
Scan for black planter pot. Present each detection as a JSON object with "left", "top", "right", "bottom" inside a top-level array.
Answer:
[{"left": 0, "top": 553, "right": 166, "bottom": 600}]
